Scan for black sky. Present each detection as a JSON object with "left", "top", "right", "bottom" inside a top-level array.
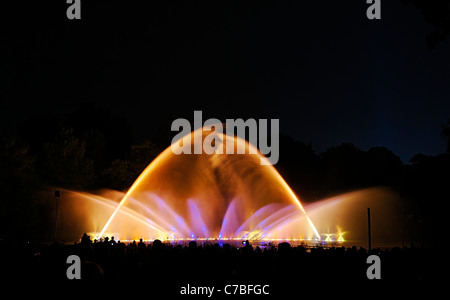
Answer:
[{"left": 1, "top": 0, "right": 449, "bottom": 162}]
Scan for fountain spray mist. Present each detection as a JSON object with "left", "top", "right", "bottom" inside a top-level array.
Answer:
[{"left": 96, "top": 127, "right": 321, "bottom": 241}]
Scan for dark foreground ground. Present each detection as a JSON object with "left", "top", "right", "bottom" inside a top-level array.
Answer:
[{"left": 0, "top": 236, "right": 442, "bottom": 296}]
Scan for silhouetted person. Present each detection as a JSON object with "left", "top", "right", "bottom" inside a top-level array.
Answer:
[
  {"left": 138, "top": 238, "right": 146, "bottom": 253},
  {"left": 152, "top": 239, "right": 162, "bottom": 248},
  {"left": 81, "top": 233, "right": 91, "bottom": 246},
  {"left": 189, "top": 241, "right": 197, "bottom": 249},
  {"left": 278, "top": 242, "right": 291, "bottom": 255}
]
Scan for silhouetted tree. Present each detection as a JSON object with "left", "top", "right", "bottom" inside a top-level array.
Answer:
[
  {"left": 366, "top": 146, "right": 404, "bottom": 188},
  {"left": 402, "top": 0, "right": 450, "bottom": 49},
  {"left": 0, "top": 132, "right": 37, "bottom": 192},
  {"left": 320, "top": 143, "right": 366, "bottom": 192},
  {"left": 66, "top": 103, "right": 133, "bottom": 166},
  {"left": 0, "top": 132, "right": 39, "bottom": 237},
  {"left": 103, "top": 140, "right": 161, "bottom": 190},
  {"left": 276, "top": 135, "right": 319, "bottom": 201},
  {"left": 17, "top": 103, "right": 134, "bottom": 188},
  {"left": 406, "top": 151, "right": 450, "bottom": 243},
  {"left": 43, "top": 128, "right": 94, "bottom": 189}
]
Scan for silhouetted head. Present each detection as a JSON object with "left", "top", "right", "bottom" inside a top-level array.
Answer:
[
  {"left": 278, "top": 242, "right": 291, "bottom": 254},
  {"left": 153, "top": 239, "right": 162, "bottom": 248}
]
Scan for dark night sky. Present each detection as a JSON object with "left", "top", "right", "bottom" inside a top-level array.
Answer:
[{"left": 1, "top": 1, "right": 449, "bottom": 162}]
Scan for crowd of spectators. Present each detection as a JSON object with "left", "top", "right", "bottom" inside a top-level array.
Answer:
[{"left": 1, "top": 233, "right": 436, "bottom": 282}]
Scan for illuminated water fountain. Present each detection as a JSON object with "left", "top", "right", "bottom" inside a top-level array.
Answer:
[{"left": 59, "top": 128, "right": 402, "bottom": 247}]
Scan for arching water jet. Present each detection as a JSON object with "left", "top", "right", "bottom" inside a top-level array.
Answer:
[{"left": 96, "top": 128, "right": 321, "bottom": 241}]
